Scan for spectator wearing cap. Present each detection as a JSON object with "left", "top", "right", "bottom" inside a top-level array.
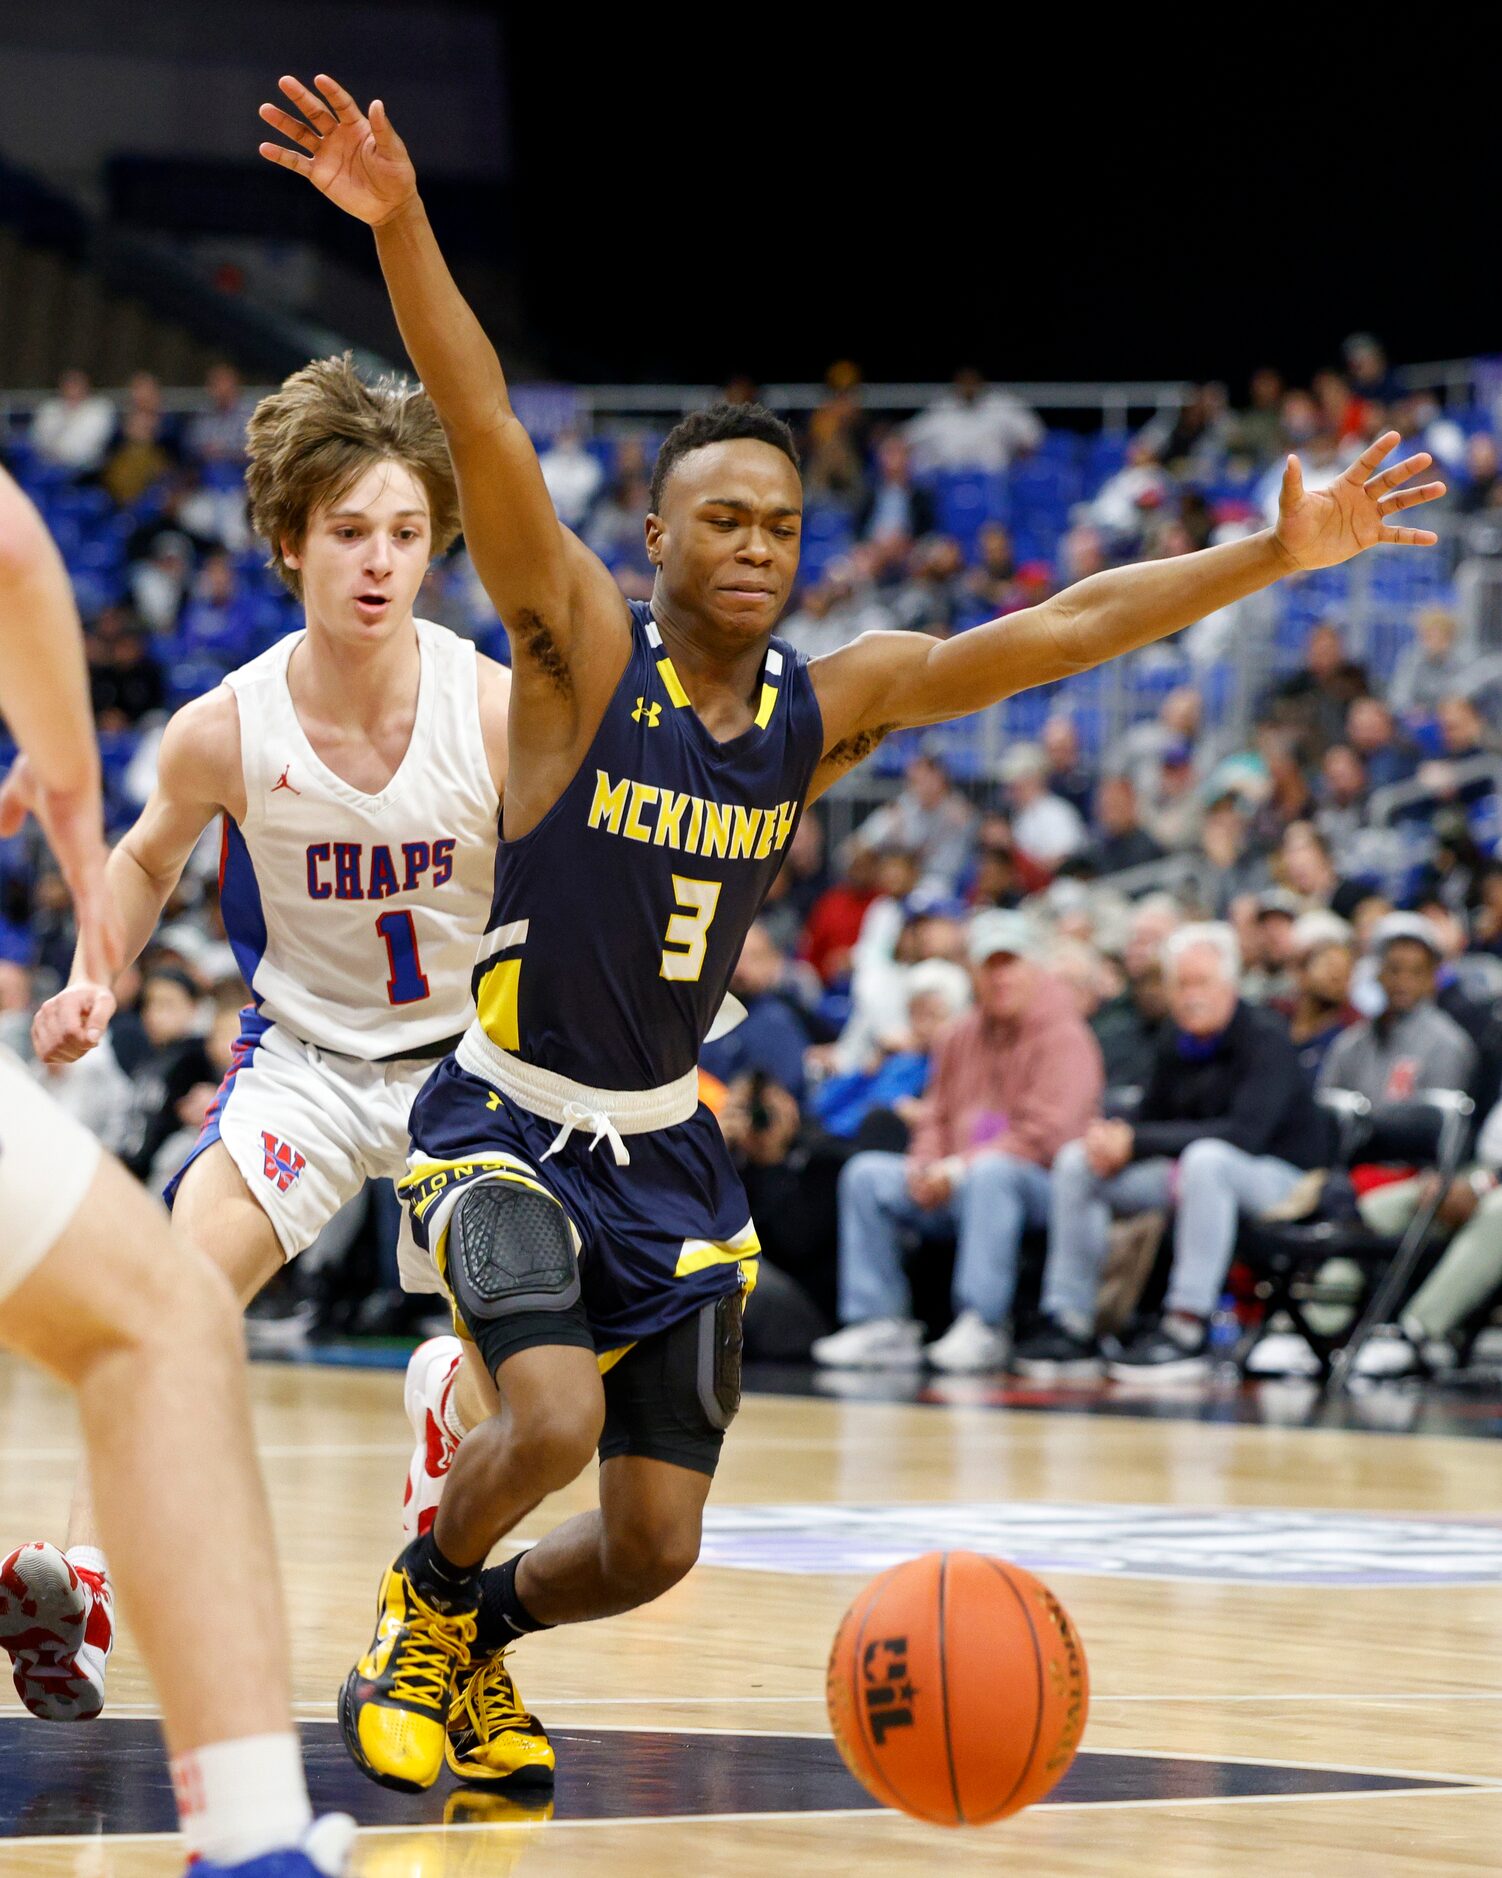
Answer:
[
  {"left": 847, "top": 752, "right": 978, "bottom": 895},
  {"left": 1002, "top": 744, "right": 1086, "bottom": 871},
  {"left": 1319, "top": 915, "right": 1476, "bottom": 1105},
  {"left": 1082, "top": 774, "right": 1163, "bottom": 878},
  {"left": 1198, "top": 791, "right": 1268, "bottom": 914},
  {"left": 700, "top": 920, "right": 815, "bottom": 1103},
  {"left": 1013, "top": 923, "right": 1326, "bottom": 1383},
  {"left": 813, "top": 911, "right": 1103, "bottom": 1374},
  {"left": 1270, "top": 917, "right": 1359, "bottom": 1082},
  {"left": 1240, "top": 890, "right": 1302, "bottom": 1004},
  {"left": 1141, "top": 740, "right": 1203, "bottom": 852},
  {"left": 1392, "top": 609, "right": 1471, "bottom": 719}
]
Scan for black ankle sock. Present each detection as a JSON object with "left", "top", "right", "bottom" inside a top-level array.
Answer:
[
  {"left": 402, "top": 1531, "right": 480, "bottom": 1615},
  {"left": 475, "top": 1551, "right": 553, "bottom": 1655}
]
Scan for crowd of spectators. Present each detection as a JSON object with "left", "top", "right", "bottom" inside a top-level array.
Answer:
[{"left": 6, "top": 340, "right": 1502, "bottom": 1372}]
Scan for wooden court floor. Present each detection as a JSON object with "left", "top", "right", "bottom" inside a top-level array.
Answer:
[{"left": 1, "top": 1355, "right": 1501, "bottom": 1875}]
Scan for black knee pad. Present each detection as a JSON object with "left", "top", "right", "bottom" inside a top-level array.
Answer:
[{"left": 448, "top": 1178, "right": 579, "bottom": 1322}]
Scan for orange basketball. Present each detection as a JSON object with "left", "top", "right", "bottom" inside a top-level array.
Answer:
[{"left": 825, "top": 1550, "right": 1088, "bottom": 1827}]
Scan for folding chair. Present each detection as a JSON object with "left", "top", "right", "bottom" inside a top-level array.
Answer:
[{"left": 1238, "top": 1089, "right": 1473, "bottom": 1392}]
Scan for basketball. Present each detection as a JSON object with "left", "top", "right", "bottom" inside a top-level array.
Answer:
[{"left": 826, "top": 1550, "right": 1088, "bottom": 1827}]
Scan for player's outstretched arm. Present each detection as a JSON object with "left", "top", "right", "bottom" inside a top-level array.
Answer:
[
  {"left": 0, "top": 469, "right": 120, "bottom": 992},
  {"left": 31, "top": 693, "right": 241, "bottom": 1064},
  {"left": 809, "top": 433, "right": 1443, "bottom": 786},
  {"left": 257, "top": 76, "right": 628, "bottom": 703}
]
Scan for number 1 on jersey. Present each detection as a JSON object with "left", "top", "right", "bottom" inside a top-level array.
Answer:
[
  {"left": 376, "top": 910, "right": 431, "bottom": 1005},
  {"left": 660, "top": 875, "right": 722, "bottom": 982}
]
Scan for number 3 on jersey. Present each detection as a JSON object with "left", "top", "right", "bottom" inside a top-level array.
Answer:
[
  {"left": 660, "top": 875, "right": 722, "bottom": 982},
  {"left": 376, "top": 910, "right": 431, "bottom": 1005}
]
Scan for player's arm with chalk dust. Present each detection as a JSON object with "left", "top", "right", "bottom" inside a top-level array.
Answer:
[
  {"left": 257, "top": 74, "right": 628, "bottom": 836},
  {"left": 0, "top": 467, "right": 121, "bottom": 1009},
  {"left": 807, "top": 432, "right": 1445, "bottom": 800},
  {"left": 30, "top": 691, "right": 243, "bottom": 1065}
]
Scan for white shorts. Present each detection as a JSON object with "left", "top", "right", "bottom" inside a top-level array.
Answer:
[
  {"left": 164, "top": 1009, "right": 440, "bottom": 1283},
  {"left": 0, "top": 1046, "right": 102, "bottom": 1301}
]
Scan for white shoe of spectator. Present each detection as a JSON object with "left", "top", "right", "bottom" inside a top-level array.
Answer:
[
  {"left": 1244, "top": 1330, "right": 1322, "bottom": 1378},
  {"left": 811, "top": 1317, "right": 925, "bottom": 1368},
  {"left": 925, "top": 1310, "right": 1010, "bottom": 1373},
  {"left": 1352, "top": 1322, "right": 1456, "bottom": 1380}
]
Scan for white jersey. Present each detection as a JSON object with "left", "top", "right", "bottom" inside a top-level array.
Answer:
[{"left": 219, "top": 618, "right": 498, "bottom": 1060}]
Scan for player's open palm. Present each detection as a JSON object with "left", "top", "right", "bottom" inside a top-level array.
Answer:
[
  {"left": 258, "top": 74, "right": 417, "bottom": 227},
  {"left": 1275, "top": 430, "right": 1445, "bottom": 572}
]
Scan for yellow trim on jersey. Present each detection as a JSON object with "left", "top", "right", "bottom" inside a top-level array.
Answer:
[
  {"left": 477, "top": 957, "right": 522, "bottom": 1051},
  {"left": 754, "top": 681, "right": 779, "bottom": 729},
  {"left": 655, "top": 657, "right": 691, "bottom": 710},
  {"left": 675, "top": 1220, "right": 762, "bottom": 1282}
]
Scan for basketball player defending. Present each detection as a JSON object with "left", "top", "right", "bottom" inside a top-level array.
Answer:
[
  {"left": 0, "top": 466, "right": 352, "bottom": 1872},
  {"left": 4, "top": 357, "right": 521, "bottom": 1756},
  {"left": 261, "top": 74, "right": 1443, "bottom": 1794}
]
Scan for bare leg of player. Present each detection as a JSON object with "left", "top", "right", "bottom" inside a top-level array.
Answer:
[
  {"left": 8, "top": 1143, "right": 289, "bottom": 1720},
  {"left": 0, "top": 1153, "right": 348, "bottom": 1872}
]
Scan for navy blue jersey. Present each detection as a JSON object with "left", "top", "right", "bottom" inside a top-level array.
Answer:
[{"left": 473, "top": 602, "right": 824, "bottom": 1090}]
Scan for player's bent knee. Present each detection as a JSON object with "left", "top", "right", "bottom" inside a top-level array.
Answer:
[{"left": 604, "top": 1512, "right": 702, "bottom": 1599}]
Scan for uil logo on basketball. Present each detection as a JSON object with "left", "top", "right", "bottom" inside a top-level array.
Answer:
[
  {"left": 861, "top": 1635, "right": 917, "bottom": 1745},
  {"left": 260, "top": 1131, "right": 307, "bottom": 1192}
]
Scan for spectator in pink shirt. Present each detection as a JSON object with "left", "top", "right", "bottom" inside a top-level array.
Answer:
[{"left": 812, "top": 910, "right": 1104, "bottom": 1374}]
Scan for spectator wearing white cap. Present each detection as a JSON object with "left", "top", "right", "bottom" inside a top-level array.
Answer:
[
  {"left": 1318, "top": 914, "right": 1476, "bottom": 1104},
  {"left": 812, "top": 911, "right": 1103, "bottom": 1373}
]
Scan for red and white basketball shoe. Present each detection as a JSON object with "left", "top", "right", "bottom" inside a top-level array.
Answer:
[
  {"left": 0, "top": 1542, "right": 114, "bottom": 1720},
  {"left": 401, "top": 1336, "right": 465, "bottom": 1543}
]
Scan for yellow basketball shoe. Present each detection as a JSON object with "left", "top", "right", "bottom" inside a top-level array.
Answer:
[
  {"left": 339, "top": 1554, "right": 477, "bottom": 1793},
  {"left": 446, "top": 1650, "right": 556, "bottom": 1786}
]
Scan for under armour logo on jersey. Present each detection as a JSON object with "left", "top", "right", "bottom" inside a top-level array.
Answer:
[
  {"left": 271, "top": 765, "right": 301, "bottom": 797},
  {"left": 632, "top": 697, "right": 662, "bottom": 727},
  {"left": 260, "top": 1131, "right": 306, "bottom": 1192}
]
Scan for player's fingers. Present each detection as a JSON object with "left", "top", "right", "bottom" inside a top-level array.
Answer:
[
  {"left": 278, "top": 73, "right": 338, "bottom": 130},
  {"left": 1280, "top": 454, "right": 1304, "bottom": 506},
  {"left": 369, "top": 98, "right": 403, "bottom": 150},
  {"left": 80, "top": 990, "right": 117, "bottom": 1046},
  {"left": 258, "top": 143, "right": 315, "bottom": 177},
  {"left": 1379, "top": 482, "right": 1447, "bottom": 514},
  {"left": 258, "top": 103, "right": 319, "bottom": 152},
  {"left": 1344, "top": 429, "right": 1400, "bottom": 481},
  {"left": 1379, "top": 524, "right": 1440, "bottom": 546},
  {"left": 1364, "top": 451, "right": 1432, "bottom": 496},
  {"left": 313, "top": 73, "right": 361, "bottom": 123}
]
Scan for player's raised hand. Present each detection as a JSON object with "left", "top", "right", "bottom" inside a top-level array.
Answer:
[
  {"left": 257, "top": 74, "right": 417, "bottom": 226},
  {"left": 1274, "top": 431, "right": 1446, "bottom": 572}
]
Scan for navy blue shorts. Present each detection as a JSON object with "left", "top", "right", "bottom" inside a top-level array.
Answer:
[{"left": 400, "top": 1058, "right": 760, "bottom": 1358}]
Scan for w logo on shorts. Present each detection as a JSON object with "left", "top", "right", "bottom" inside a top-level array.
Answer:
[{"left": 260, "top": 1132, "right": 307, "bottom": 1192}]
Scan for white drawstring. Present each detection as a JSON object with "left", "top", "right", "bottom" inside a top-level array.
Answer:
[{"left": 541, "top": 1099, "right": 632, "bottom": 1168}]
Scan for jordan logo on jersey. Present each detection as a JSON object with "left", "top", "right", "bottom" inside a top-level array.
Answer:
[
  {"left": 271, "top": 765, "right": 301, "bottom": 797},
  {"left": 260, "top": 1132, "right": 306, "bottom": 1192}
]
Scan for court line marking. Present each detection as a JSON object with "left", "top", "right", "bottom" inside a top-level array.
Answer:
[
  {"left": 61, "top": 1714, "right": 1502, "bottom": 1792},
  {"left": 7, "top": 1786, "right": 1501, "bottom": 1851}
]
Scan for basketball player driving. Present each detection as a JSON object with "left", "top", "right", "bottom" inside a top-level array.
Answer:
[{"left": 259, "top": 71, "right": 1445, "bottom": 1796}]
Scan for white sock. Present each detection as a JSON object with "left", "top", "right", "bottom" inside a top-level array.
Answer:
[
  {"left": 170, "top": 1732, "right": 312, "bottom": 1865},
  {"left": 65, "top": 1545, "right": 108, "bottom": 1580}
]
